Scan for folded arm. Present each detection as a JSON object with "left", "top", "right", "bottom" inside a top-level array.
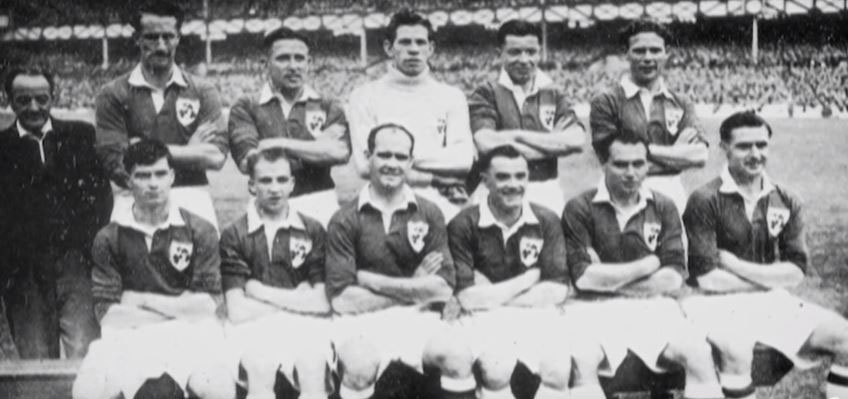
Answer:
[{"left": 245, "top": 280, "right": 332, "bottom": 315}]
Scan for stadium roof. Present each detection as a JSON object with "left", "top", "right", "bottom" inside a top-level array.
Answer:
[{"left": 1, "top": 0, "right": 844, "bottom": 42}]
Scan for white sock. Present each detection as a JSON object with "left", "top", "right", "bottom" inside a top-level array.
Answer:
[
  {"left": 441, "top": 375, "right": 477, "bottom": 392},
  {"left": 339, "top": 384, "right": 374, "bottom": 399},
  {"left": 569, "top": 384, "right": 605, "bottom": 399},
  {"left": 827, "top": 364, "right": 848, "bottom": 399},
  {"left": 479, "top": 385, "right": 514, "bottom": 399},
  {"left": 535, "top": 384, "right": 569, "bottom": 399},
  {"left": 719, "top": 373, "right": 755, "bottom": 399}
]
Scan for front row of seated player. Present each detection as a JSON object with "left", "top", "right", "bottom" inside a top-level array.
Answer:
[{"left": 73, "top": 112, "right": 848, "bottom": 399}]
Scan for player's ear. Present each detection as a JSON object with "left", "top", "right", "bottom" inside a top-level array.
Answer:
[
  {"left": 383, "top": 39, "right": 393, "bottom": 56},
  {"left": 248, "top": 177, "right": 256, "bottom": 196}
]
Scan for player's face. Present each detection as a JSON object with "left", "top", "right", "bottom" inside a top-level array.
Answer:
[
  {"left": 501, "top": 35, "right": 541, "bottom": 86},
  {"left": 129, "top": 158, "right": 175, "bottom": 208},
  {"left": 626, "top": 32, "right": 668, "bottom": 85},
  {"left": 250, "top": 158, "right": 295, "bottom": 216},
  {"left": 137, "top": 13, "right": 180, "bottom": 72},
  {"left": 10, "top": 74, "right": 52, "bottom": 133},
  {"left": 267, "top": 39, "right": 310, "bottom": 93},
  {"left": 367, "top": 129, "right": 414, "bottom": 190},
  {"left": 484, "top": 156, "right": 529, "bottom": 211},
  {"left": 385, "top": 25, "right": 433, "bottom": 77},
  {"left": 604, "top": 140, "right": 649, "bottom": 198},
  {"left": 722, "top": 125, "right": 770, "bottom": 181}
]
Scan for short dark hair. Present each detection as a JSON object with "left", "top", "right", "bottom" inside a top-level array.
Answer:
[
  {"left": 594, "top": 133, "right": 649, "bottom": 164},
  {"left": 619, "top": 18, "right": 672, "bottom": 49},
  {"left": 385, "top": 9, "right": 434, "bottom": 44},
  {"left": 4, "top": 65, "right": 55, "bottom": 98},
  {"left": 262, "top": 26, "right": 311, "bottom": 53},
  {"left": 479, "top": 145, "right": 525, "bottom": 172},
  {"left": 246, "top": 147, "right": 292, "bottom": 178},
  {"left": 130, "top": 0, "right": 185, "bottom": 32},
  {"left": 123, "top": 139, "right": 173, "bottom": 174},
  {"left": 497, "top": 20, "right": 542, "bottom": 47},
  {"left": 719, "top": 111, "right": 773, "bottom": 142},
  {"left": 367, "top": 123, "right": 416, "bottom": 155}
]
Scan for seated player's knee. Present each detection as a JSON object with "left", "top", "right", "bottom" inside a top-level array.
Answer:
[
  {"left": 73, "top": 368, "right": 120, "bottom": 399},
  {"left": 336, "top": 336, "right": 381, "bottom": 391},
  {"left": 537, "top": 348, "right": 572, "bottom": 391},
  {"left": 293, "top": 349, "right": 332, "bottom": 397},
  {"left": 570, "top": 342, "right": 604, "bottom": 377},
  {"left": 706, "top": 334, "right": 755, "bottom": 373},
  {"left": 423, "top": 330, "right": 475, "bottom": 379},
  {"left": 809, "top": 314, "right": 848, "bottom": 359},
  {"left": 664, "top": 333, "right": 715, "bottom": 369},
  {"left": 187, "top": 365, "right": 236, "bottom": 399},
  {"left": 476, "top": 345, "right": 517, "bottom": 391},
  {"left": 242, "top": 351, "right": 280, "bottom": 393}
]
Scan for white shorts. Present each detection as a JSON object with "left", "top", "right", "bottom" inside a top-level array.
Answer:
[
  {"left": 453, "top": 307, "right": 568, "bottom": 373},
  {"left": 472, "top": 179, "right": 565, "bottom": 215},
  {"left": 644, "top": 175, "right": 687, "bottom": 214},
  {"left": 680, "top": 289, "right": 835, "bottom": 368},
  {"left": 80, "top": 317, "right": 230, "bottom": 399},
  {"left": 111, "top": 185, "right": 219, "bottom": 230},
  {"left": 413, "top": 186, "right": 462, "bottom": 221},
  {"left": 288, "top": 189, "right": 341, "bottom": 228},
  {"left": 225, "top": 312, "right": 334, "bottom": 387},
  {"left": 564, "top": 297, "right": 694, "bottom": 376},
  {"left": 331, "top": 306, "right": 446, "bottom": 375}
]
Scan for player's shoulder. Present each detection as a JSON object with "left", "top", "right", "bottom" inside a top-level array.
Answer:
[
  {"left": 771, "top": 181, "right": 803, "bottom": 210},
  {"left": 94, "top": 222, "right": 121, "bottom": 245},
  {"left": 590, "top": 83, "right": 623, "bottom": 104},
  {"left": 97, "top": 71, "right": 133, "bottom": 98},
  {"left": 220, "top": 214, "right": 249, "bottom": 239},
  {"left": 412, "top": 194, "right": 447, "bottom": 222},
  {"left": 295, "top": 211, "right": 327, "bottom": 236},
  {"left": 178, "top": 208, "right": 218, "bottom": 238},
  {"left": 566, "top": 188, "right": 597, "bottom": 211},
  {"left": 328, "top": 199, "right": 360, "bottom": 229},
  {"left": 528, "top": 202, "right": 561, "bottom": 224},
  {"left": 647, "top": 189, "right": 679, "bottom": 215},
  {"left": 687, "top": 177, "right": 724, "bottom": 205},
  {"left": 449, "top": 204, "right": 482, "bottom": 229}
]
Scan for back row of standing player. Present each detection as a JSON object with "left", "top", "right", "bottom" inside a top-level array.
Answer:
[{"left": 5, "top": 2, "right": 848, "bottom": 399}]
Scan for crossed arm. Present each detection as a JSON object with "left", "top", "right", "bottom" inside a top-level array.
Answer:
[{"left": 331, "top": 252, "right": 453, "bottom": 315}]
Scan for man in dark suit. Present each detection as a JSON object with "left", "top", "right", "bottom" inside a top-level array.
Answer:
[{"left": 0, "top": 65, "right": 112, "bottom": 358}]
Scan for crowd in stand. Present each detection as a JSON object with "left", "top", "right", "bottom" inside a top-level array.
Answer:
[{"left": 1, "top": 42, "right": 846, "bottom": 113}]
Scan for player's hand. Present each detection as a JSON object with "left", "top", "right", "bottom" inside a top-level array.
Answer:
[
  {"left": 189, "top": 121, "right": 218, "bottom": 144},
  {"left": 129, "top": 137, "right": 142, "bottom": 145},
  {"left": 587, "top": 247, "right": 601, "bottom": 264},
  {"left": 718, "top": 250, "right": 738, "bottom": 269},
  {"left": 675, "top": 127, "right": 700, "bottom": 145},
  {"left": 244, "top": 280, "right": 264, "bottom": 298},
  {"left": 257, "top": 139, "right": 285, "bottom": 151},
  {"left": 414, "top": 252, "right": 444, "bottom": 277}
]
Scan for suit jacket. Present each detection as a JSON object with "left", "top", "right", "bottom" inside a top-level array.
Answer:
[{"left": 0, "top": 118, "right": 112, "bottom": 271}]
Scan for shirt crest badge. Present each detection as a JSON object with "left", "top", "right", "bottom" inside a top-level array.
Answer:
[
  {"left": 519, "top": 236, "right": 544, "bottom": 267},
  {"left": 168, "top": 241, "right": 194, "bottom": 271},
  {"left": 539, "top": 104, "right": 556, "bottom": 131},
  {"left": 665, "top": 105, "right": 684, "bottom": 136},
  {"left": 407, "top": 220, "right": 429, "bottom": 253},
  {"left": 305, "top": 109, "right": 326, "bottom": 137},
  {"left": 290, "top": 236, "right": 313, "bottom": 269},
  {"left": 643, "top": 222, "right": 662, "bottom": 252},
  {"left": 176, "top": 97, "right": 200, "bottom": 127},
  {"left": 766, "top": 207, "right": 790, "bottom": 237}
]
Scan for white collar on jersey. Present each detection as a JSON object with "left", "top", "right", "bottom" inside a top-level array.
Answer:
[
  {"left": 620, "top": 74, "right": 673, "bottom": 100},
  {"left": 128, "top": 64, "right": 188, "bottom": 89},
  {"left": 246, "top": 199, "right": 306, "bottom": 233},
  {"left": 258, "top": 82, "right": 321, "bottom": 105}
]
